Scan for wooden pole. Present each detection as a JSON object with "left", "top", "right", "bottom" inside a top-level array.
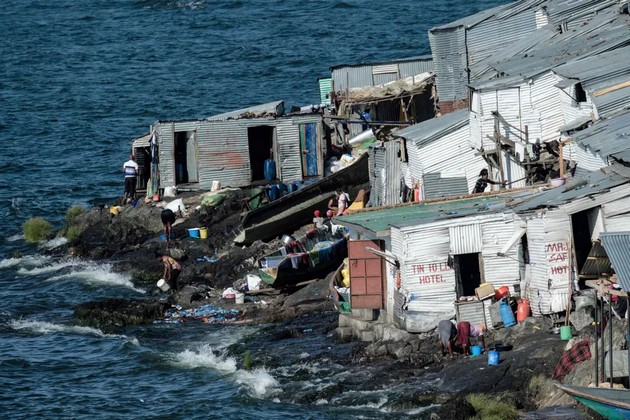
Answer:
[{"left": 565, "top": 235, "right": 573, "bottom": 326}]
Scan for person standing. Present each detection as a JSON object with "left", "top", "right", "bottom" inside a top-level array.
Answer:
[
  {"left": 472, "top": 169, "right": 506, "bottom": 194},
  {"left": 157, "top": 252, "right": 182, "bottom": 292},
  {"left": 123, "top": 154, "right": 139, "bottom": 202},
  {"left": 360, "top": 108, "right": 372, "bottom": 131},
  {"left": 161, "top": 208, "right": 176, "bottom": 242}
]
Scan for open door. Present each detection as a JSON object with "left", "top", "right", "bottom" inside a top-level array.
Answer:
[
  {"left": 248, "top": 125, "right": 275, "bottom": 182},
  {"left": 174, "top": 131, "right": 198, "bottom": 184},
  {"left": 454, "top": 253, "right": 482, "bottom": 298},
  {"left": 299, "top": 123, "right": 318, "bottom": 178}
]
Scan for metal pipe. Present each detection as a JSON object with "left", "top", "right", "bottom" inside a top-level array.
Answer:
[
  {"left": 594, "top": 294, "right": 599, "bottom": 386},
  {"left": 610, "top": 297, "right": 614, "bottom": 388}
]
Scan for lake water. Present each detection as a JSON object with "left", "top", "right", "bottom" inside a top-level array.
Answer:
[{"left": 3, "top": 1, "right": 578, "bottom": 418}]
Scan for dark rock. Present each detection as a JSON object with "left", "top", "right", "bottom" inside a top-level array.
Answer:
[
  {"left": 74, "top": 298, "right": 169, "bottom": 331},
  {"left": 429, "top": 394, "right": 475, "bottom": 420}
]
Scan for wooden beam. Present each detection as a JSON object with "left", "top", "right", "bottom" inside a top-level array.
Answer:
[{"left": 593, "top": 80, "right": 630, "bottom": 97}]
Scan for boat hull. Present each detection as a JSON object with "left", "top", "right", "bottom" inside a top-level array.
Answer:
[
  {"left": 235, "top": 152, "right": 369, "bottom": 245},
  {"left": 555, "top": 383, "right": 630, "bottom": 420}
]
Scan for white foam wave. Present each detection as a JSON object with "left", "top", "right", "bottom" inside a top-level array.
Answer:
[
  {"left": 10, "top": 319, "right": 105, "bottom": 337},
  {"left": 235, "top": 368, "right": 282, "bottom": 398},
  {"left": 40, "top": 237, "right": 68, "bottom": 249},
  {"left": 6, "top": 234, "right": 24, "bottom": 242},
  {"left": 1, "top": 254, "right": 53, "bottom": 270},
  {"left": 0, "top": 257, "right": 20, "bottom": 269},
  {"left": 173, "top": 343, "right": 238, "bottom": 372},
  {"left": 47, "top": 262, "right": 145, "bottom": 293},
  {"left": 17, "top": 259, "right": 75, "bottom": 276}
]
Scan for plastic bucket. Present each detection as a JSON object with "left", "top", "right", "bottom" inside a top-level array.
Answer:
[
  {"left": 471, "top": 345, "right": 483, "bottom": 357},
  {"left": 560, "top": 325, "right": 573, "bottom": 340},
  {"left": 199, "top": 227, "right": 208, "bottom": 239},
  {"left": 157, "top": 279, "right": 170, "bottom": 292},
  {"left": 488, "top": 350, "right": 500, "bottom": 366},
  {"left": 235, "top": 291, "right": 245, "bottom": 304},
  {"left": 495, "top": 286, "right": 510, "bottom": 300},
  {"left": 188, "top": 228, "right": 200, "bottom": 238},
  {"left": 268, "top": 185, "right": 279, "bottom": 201}
]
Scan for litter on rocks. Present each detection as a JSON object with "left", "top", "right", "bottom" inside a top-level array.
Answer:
[{"left": 154, "top": 303, "right": 240, "bottom": 325}]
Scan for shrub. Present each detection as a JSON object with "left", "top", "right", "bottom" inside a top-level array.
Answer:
[
  {"left": 23, "top": 217, "right": 52, "bottom": 243},
  {"left": 66, "top": 205, "right": 85, "bottom": 226},
  {"left": 242, "top": 351, "right": 253, "bottom": 370},
  {"left": 65, "top": 225, "right": 83, "bottom": 242},
  {"left": 467, "top": 394, "right": 518, "bottom": 420}
]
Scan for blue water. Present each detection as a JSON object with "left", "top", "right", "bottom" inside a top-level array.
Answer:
[{"left": 0, "top": 1, "right": 515, "bottom": 418}]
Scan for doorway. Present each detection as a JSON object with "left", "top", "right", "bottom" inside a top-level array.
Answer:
[
  {"left": 454, "top": 253, "right": 482, "bottom": 298},
  {"left": 571, "top": 206, "right": 603, "bottom": 286},
  {"left": 174, "top": 131, "right": 198, "bottom": 184},
  {"left": 299, "top": 123, "right": 318, "bottom": 178},
  {"left": 248, "top": 126, "right": 275, "bottom": 182}
]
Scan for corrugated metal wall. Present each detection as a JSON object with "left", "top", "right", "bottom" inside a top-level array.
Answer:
[
  {"left": 450, "top": 224, "right": 482, "bottom": 254},
  {"left": 526, "top": 210, "right": 572, "bottom": 316},
  {"left": 200, "top": 120, "right": 253, "bottom": 188},
  {"left": 331, "top": 57, "right": 433, "bottom": 92},
  {"left": 529, "top": 72, "right": 565, "bottom": 143},
  {"left": 368, "top": 141, "right": 403, "bottom": 206},
  {"left": 408, "top": 124, "right": 486, "bottom": 196},
  {"left": 276, "top": 115, "right": 323, "bottom": 182},
  {"left": 318, "top": 78, "right": 332, "bottom": 105},
  {"left": 155, "top": 120, "right": 202, "bottom": 187},
  {"left": 564, "top": 143, "right": 607, "bottom": 172},
  {"left": 558, "top": 84, "right": 594, "bottom": 125},
  {"left": 398, "top": 224, "right": 455, "bottom": 314},
  {"left": 481, "top": 215, "right": 524, "bottom": 293},
  {"left": 429, "top": 27, "right": 467, "bottom": 102}
]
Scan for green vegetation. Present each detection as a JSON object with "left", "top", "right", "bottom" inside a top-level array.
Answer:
[
  {"left": 66, "top": 205, "right": 85, "bottom": 225},
  {"left": 467, "top": 394, "right": 518, "bottom": 420},
  {"left": 23, "top": 217, "right": 52, "bottom": 243},
  {"left": 65, "top": 225, "right": 83, "bottom": 242},
  {"left": 242, "top": 351, "right": 253, "bottom": 370}
]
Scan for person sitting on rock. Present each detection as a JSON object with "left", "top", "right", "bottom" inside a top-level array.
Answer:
[{"left": 156, "top": 252, "right": 182, "bottom": 292}]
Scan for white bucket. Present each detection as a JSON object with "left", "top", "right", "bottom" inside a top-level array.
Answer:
[
  {"left": 157, "top": 279, "right": 170, "bottom": 292},
  {"left": 211, "top": 181, "right": 221, "bottom": 192},
  {"left": 235, "top": 291, "right": 245, "bottom": 304},
  {"left": 164, "top": 186, "right": 178, "bottom": 197}
]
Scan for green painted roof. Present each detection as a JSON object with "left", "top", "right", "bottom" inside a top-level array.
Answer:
[{"left": 339, "top": 193, "right": 527, "bottom": 234}]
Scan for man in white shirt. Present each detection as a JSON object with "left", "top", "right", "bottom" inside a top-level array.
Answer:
[{"left": 123, "top": 154, "right": 139, "bottom": 201}]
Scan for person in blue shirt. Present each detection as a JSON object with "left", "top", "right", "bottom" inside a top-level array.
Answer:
[{"left": 360, "top": 108, "right": 372, "bottom": 131}]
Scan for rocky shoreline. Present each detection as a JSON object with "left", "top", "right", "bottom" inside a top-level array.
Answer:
[{"left": 56, "top": 191, "right": 601, "bottom": 419}]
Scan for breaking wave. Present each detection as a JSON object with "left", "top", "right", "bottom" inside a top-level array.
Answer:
[
  {"left": 46, "top": 262, "right": 145, "bottom": 293},
  {"left": 39, "top": 237, "right": 68, "bottom": 249},
  {"left": 8, "top": 318, "right": 127, "bottom": 340},
  {"left": 0, "top": 254, "right": 51, "bottom": 270},
  {"left": 172, "top": 343, "right": 237, "bottom": 372}
]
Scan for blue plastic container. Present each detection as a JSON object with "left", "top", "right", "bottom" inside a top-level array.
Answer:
[
  {"left": 471, "top": 345, "right": 483, "bottom": 357},
  {"left": 268, "top": 184, "right": 279, "bottom": 201},
  {"left": 488, "top": 350, "right": 500, "bottom": 366},
  {"left": 499, "top": 300, "right": 516, "bottom": 328},
  {"left": 277, "top": 182, "right": 287, "bottom": 196},
  {"left": 264, "top": 159, "right": 276, "bottom": 181},
  {"left": 287, "top": 183, "right": 298, "bottom": 193}
]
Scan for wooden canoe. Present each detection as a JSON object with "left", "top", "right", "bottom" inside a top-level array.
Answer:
[
  {"left": 234, "top": 152, "right": 369, "bottom": 245},
  {"left": 555, "top": 383, "right": 630, "bottom": 420},
  {"left": 257, "top": 226, "right": 349, "bottom": 288}
]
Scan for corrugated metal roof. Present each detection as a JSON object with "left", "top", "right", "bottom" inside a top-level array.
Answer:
[
  {"left": 572, "top": 110, "right": 630, "bottom": 164},
  {"left": 470, "top": 6, "right": 630, "bottom": 84},
  {"left": 205, "top": 101, "right": 284, "bottom": 121},
  {"left": 338, "top": 191, "right": 532, "bottom": 235},
  {"left": 509, "top": 167, "right": 630, "bottom": 213},
  {"left": 600, "top": 232, "right": 630, "bottom": 291},
  {"left": 394, "top": 108, "right": 469, "bottom": 147},
  {"left": 429, "top": 1, "right": 525, "bottom": 31},
  {"left": 329, "top": 55, "right": 433, "bottom": 71}
]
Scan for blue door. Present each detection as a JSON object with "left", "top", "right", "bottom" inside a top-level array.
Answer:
[{"left": 300, "top": 123, "right": 318, "bottom": 177}]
